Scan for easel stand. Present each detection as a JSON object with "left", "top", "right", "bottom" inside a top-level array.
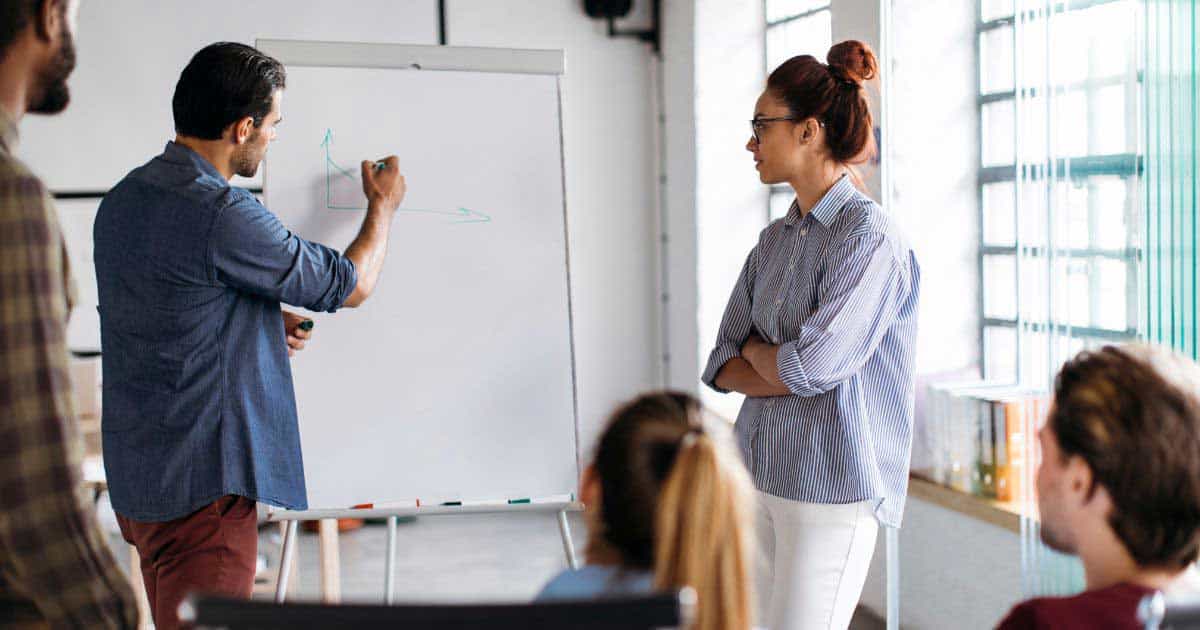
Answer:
[{"left": 266, "top": 501, "right": 583, "bottom": 603}]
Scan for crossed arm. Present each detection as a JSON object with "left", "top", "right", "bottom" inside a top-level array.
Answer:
[
  {"left": 707, "top": 232, "right": 909, "bottom": 400},
  {"left": 713, "top": 336, "right": 792, "bottom": 397}
]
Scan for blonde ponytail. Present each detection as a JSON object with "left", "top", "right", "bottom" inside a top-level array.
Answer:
[{"left": 654, "top": 433, "right": 755, "bottom": 630}]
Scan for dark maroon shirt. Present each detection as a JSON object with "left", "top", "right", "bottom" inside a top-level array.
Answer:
[{"left": 996, "top": 582, "right": 1156, "bottom": 630}]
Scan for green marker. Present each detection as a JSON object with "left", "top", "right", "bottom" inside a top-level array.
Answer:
[
  {"left": 298, "top": 319, "right": 314, "bottom": 332},
  {"left": 374, "top": 160, "right": 388, "bottom": 172}
]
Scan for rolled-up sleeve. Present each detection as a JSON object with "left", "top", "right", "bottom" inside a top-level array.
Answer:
[
  {"left": 702, "top": 246, "right": 759, "bottom": 393},
  {"left": 208, "top": 192, "right": 357, "bottom": 312},
  {"left": 776, "top": 231, "right": 908, "bottom": 397}
]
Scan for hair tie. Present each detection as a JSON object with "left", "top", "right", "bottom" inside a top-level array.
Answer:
[
  {"left": 826, "top": 65, "right": 858, "bottom": 89},
  {"left": 679, "top": 427, "right": 704, "bottom": 449}
]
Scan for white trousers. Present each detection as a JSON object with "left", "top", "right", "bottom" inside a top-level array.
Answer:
[{"left": 756, "top": 492, "right": 879, "bottom": 630}]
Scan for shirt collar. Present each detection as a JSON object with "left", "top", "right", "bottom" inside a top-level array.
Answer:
[
  {"left": 784, "top": 174, "right": 857, "bottom": 227},
  {"left": 160, "top": 140, "right": 227, "bottom": 181},
  {"left": 0, "top": 107, "right": 19, "bottom": 154}
]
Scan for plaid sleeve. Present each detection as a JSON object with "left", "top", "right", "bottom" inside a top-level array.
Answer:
[{"left": 0, "top": 173, "right": 138, "bottom": 629}]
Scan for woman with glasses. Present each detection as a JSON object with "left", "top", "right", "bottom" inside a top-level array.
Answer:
[{"left": 701, "top": 40, "right": 920, "bottom": 630}]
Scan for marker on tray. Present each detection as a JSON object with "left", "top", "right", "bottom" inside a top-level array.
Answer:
[{"left": 351, "top": 500, "right": 417, "bottom": 509}]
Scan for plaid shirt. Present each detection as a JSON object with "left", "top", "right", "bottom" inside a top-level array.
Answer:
[{"left": 0, "top": 109, "right": 137, "bottom": 628}]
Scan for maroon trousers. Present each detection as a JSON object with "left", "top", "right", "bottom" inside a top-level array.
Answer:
[{"left": 117, "top": 495, "right": 257, "bottom": 630}]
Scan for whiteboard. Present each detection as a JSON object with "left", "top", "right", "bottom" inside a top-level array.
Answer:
[{"left": 260, "top": 40, "right": 578, "bottom": 510}]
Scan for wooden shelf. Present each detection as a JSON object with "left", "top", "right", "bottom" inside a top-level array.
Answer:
[{"left": 908, "top": 474, "right": 1025, "bottom": 533}]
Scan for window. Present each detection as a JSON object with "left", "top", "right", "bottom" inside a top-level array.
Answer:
[
  {"left": 766, "top": 1, "right": 833, "bottom": 71},
  {"left": 765, "top": 1, "right": 832, "bottom": 221},
  {"left": 976, "top": 0, "right": 1142, "bottom": 383}
]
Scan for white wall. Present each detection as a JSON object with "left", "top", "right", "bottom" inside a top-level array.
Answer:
[
  {"left": 883, "top": 0, "right": 982, "bottom": 378},
  {"left": 661, "top": 0, "right": 700, "bottom": 394},
  {"left": 21, "top": 0, "right": 439, "bottom": 191}
]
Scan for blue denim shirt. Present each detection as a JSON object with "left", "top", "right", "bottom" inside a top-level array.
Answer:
[{"left": 95, "top": 142, "right": 357, "bottom": 521}]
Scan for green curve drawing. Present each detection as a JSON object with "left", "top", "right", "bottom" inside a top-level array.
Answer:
[{"left": 321, "top": 129, "right": 491, "bottom": 224}]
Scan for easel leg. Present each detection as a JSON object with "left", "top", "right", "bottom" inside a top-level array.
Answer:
[
  {"left": 556, "top": 509, "right": 579, "bottom": 569},
  {"left": 886, "top": 526, "right": 900, "bottom": 630},
  {"left": 384, "top": 516, "right": 398, "bottom": 604},
  {"left": 318, "top": 519, "right": 340, "bottom": 603},
  {"left": 275, "top": 520, "right": 299, "bottom": 603}
]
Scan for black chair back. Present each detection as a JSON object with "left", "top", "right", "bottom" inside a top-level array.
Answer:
[{"left": 187, "top": 589, "right": 696, "bottom": 630}]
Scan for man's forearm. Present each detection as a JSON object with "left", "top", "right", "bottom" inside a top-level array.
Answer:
[
  {"left": 342, "top": 204, "right": 394, "bottom": 308},
  {"left": 715, "top": 357, "right": 792, "bottom": 397}
]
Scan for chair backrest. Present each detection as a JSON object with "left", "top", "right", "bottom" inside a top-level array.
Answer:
[
  {"left": 1140, "top": 591, "right": 1200, "bottom": 630},
  {"left": 187, "top": 589, "right": 696, "bottom": 630}
]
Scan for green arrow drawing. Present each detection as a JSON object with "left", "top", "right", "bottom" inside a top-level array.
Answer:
[{"left": 320, "top": 129, "right": 491, "bottom": 224}]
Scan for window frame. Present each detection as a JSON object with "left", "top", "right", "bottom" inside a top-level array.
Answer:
[{"left": 975, "top": 0, "right": 1143, "bottom": 381}]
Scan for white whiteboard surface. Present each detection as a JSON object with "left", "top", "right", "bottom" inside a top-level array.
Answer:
[{"left": 262, "top": 41, "right": 578, "bottom": 510}]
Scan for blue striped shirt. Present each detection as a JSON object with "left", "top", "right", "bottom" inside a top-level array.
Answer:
[{"left": 701, "top": 175, "right": 920, "bottom": 527}]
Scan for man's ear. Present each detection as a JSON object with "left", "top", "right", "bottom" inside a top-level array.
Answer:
[
  {"left": 1065, "top": 454, "right": 1096, "bottom": 505},
  {"left": 35, "top": 0, "right": 63, "bottom": 42},
  {"left": 580, "top": 464, "right": 601, "bottom": 509},
  {"left": 230, "top": 116, "right": 256, "bottom": 145}
]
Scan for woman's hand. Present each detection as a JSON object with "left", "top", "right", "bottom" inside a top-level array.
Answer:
[
  {"left": 714, "top": 358, "right": 793, "bottom": 398},
  {"left": 741, "top": 334, "right": 787, "bottom": 389}
]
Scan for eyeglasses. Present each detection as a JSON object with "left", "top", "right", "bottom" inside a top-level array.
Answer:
[
  {"left": 748, "top": 117, "right": 824, "bottom": 144},
  {"left": 749, "top": 116, "right": 796, "bottom": 144}
]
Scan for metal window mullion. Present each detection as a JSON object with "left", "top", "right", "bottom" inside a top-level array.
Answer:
[
  {"left": 983, "top": 317, "right": 1135, "bottom": 340},
  {"left": 981, "top": 154, "right": 1143, "bottom": 184},
  {"left": 977, "top": 0, "right": 991, "bottom": 377},
  {"left": 980, "top": 73, "right": 1139, "bottom": 106},
  {"left": 1085, "top": 38, "right": 1103, "bottom": 332},
  {"left": 983, "top": 244, "right": 1137, "bottom": 260},
  {"left": 978, "top": 0, "right": 1125, "bottom": 32}
]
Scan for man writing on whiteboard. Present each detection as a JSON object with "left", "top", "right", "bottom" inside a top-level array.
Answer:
[{"left": 93, "top": 42, "right": 405, "bottom": 629}]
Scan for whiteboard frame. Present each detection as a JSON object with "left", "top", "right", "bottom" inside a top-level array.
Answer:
[
  {"left": 257, "top": 39, "right": 565, "bottom": 75},
  {"left": 257, "top": 39, "right": 580, "bottom": 522}
]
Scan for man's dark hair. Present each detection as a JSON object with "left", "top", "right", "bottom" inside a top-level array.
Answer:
[
  {"left": 172, "top": 42, "right": 286, "bottom": 140},
  {"left": 1051, "top": 344, "right": 1200, "bottom": 569},
  {"left": 0, "top": 0, "right": 63, "bottom": 60}
]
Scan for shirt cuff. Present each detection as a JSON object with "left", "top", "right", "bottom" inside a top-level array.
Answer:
[
  {"left": 701, "top": 343, "right": 741, "bottom": 393},
  {"left": 776, "top": 339, "right": 818, "bottom": 397}
]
